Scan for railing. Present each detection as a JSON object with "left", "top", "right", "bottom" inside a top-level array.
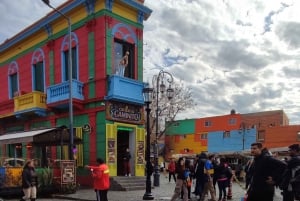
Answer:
[
  {"left": 14, "top": 91, "right": 46, "bottom": 112},
  {"left": 47, "top": 79, "right": 84, "bottom": 104}
]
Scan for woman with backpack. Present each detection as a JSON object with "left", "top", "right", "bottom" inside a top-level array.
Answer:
[
  {"left": 214, "top": 158, "right": 232, "bottom": 201},
  {"left": 170, "top": 157, "right": 189, "bottom": 201}
]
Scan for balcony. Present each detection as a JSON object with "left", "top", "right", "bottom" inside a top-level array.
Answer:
[
  {"left": 0, "top": 100, "right": 14, "bottom": 119},
  {"left": 14, "top": 91, "right": 47, "bottom": 118},
  {"left": 46, "top": 79, "right": 84, "bottom": 109},
  {"left": 105, "top": 75, "right": 145, "bottom": 105}
]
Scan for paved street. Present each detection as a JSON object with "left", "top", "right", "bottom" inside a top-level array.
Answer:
[{"left": 3, "top": 176, "right": 283, "bottom": 201}]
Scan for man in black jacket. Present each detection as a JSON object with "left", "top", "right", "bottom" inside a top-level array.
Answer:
[
  {"left": 280, "top": 144, "right": 300, "bottom": 201},
  {"left": 247, "top": 142, "right": 287, "bottom": 201}
]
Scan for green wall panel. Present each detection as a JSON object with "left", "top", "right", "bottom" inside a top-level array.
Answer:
[
  {"left": 166, "top": 119, "right": 195, "bottom": 135},
  {"left": 96, "top": 111, "right": 106, "bottom": 160}
]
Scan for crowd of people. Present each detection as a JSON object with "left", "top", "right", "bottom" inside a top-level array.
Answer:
[
  {"left": 165, "top": 142, "right": 300, "bottom": 201},
  {"left": 18, "top": 142, "right": 299, "bottom": 201}
]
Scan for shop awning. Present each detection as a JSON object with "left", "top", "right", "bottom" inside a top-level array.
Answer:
[{"left": 0, "top": 127, "right": 82, "bottom": 146}]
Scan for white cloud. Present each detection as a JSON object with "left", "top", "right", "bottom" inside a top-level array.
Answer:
[{"left": 1, "top": 0, "right": 299, "bottom": 123}]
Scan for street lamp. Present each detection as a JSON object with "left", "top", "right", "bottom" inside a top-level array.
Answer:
[
  {"left": 41, "top": 0, "right": 74, "bottom": 160},
  {"left": 142, "top": 85, "right": 154, "bottom": 200},
  {"left": 152, "top": 70, "right": 174, "bottom": 187},
  {"left": 239, "top": 122, "right": 248, "bottom": 150}
]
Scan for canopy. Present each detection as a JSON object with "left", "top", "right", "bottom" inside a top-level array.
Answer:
[{"left": 0, "top": 127, "right": 82, "bottom": 146}]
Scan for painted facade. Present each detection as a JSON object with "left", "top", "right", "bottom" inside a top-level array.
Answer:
[
  {"left": 0, "top": 0, "right": 152, "bottom": 185},
  {"left": 165, "top": 110, "right": 299, "bottom": 159}
]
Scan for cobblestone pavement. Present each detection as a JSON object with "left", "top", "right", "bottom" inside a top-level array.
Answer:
[{"left": 3, "top": 176, "right": 283, "bottom": 201}]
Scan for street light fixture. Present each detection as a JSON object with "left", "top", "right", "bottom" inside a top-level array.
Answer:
[
  {"left": 41, "top": 0, "right": 74, "bottom": 160},
  {"left": 152, "top": 70, "right": 174, "bottom": 187},
  {"left": 142, "top": 85, "right": 154, "bottom": 200},
  {"left": 239, "top": 122, "right": 248, "bottom": 150}
]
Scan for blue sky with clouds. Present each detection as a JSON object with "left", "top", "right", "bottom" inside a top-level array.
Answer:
[{"left": 1, "top": 0, "right": 300, "bottom": 124}]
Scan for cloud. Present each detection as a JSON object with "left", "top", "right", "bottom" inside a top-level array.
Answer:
[{"left": 1, "top": 0, "right": 299, "bottom": 124}]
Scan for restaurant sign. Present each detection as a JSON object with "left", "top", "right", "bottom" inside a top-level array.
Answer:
[{"left": 106, "top": 101, "right": 144, "bottom": 124}]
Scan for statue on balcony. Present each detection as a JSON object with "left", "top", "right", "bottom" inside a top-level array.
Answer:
[{"left": 116, "top": 51, "right": 129, "bottom": 77}]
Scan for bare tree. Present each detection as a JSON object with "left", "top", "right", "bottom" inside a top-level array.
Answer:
[{"left": 150, "top": 80, "right": 196, "bottom": 140}]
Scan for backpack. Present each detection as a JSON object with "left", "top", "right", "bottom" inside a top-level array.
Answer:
[
  {"left": 291, "top": 166, "right": 300, "bottom": 199},
  {"left": 184, "top": 169, "right": 190, "bottom": 180}
]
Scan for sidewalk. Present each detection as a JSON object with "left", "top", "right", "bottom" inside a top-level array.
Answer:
[{"left": 53, "top": 176, "right": 251, "bottom": 201}]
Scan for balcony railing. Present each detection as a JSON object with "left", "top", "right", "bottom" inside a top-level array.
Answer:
[
  {"left": 14, "top": 91, "right": 47, "bottom": 117},
  {"left": 105, "top": 75, "right": 145, "bottom": 105},
  {"left": 46, "top": 79, "right": 84, "bottom": 105}
]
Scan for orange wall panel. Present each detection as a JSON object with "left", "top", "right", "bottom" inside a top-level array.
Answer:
[{"left": 263, "top": 125, "right": 300, "bottom": 148}]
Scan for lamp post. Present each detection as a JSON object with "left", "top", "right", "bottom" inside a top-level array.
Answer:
[
  {"left": 142, "top": 85, "right": 154, "bottom": 200},
  {"left": 152, "top": 70, "right": 174, "bottom": 187},
  {"left": 239, "top": 122, "right": 248, "bottom": 150},
  {"left": 41, "top": 0, "right": 74, "bottom": 160}
]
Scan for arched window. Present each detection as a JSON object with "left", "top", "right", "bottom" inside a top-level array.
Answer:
[
  {"left": 61, "top": 32, "right": 79, "bottom": 82},
  {"left": 8, "top": 61, "right": 19, "bottom": 98},
  {"left": 31, "top": 48, "right": 45, "bottom": 92},
  {"left": 112, "top": 23, "right": 137, "bottom": 78}
]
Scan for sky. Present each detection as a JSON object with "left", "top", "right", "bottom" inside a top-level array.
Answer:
[{"left": 0, "top": 0, "right": 300, "bottom": 124}]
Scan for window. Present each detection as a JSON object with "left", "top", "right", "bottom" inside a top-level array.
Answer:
[
  {"left": 32, "top": 48, "right": 45, "bottom": 92},
  {"left": 33, "top": 61, "right": 44, "bottom": 92},
  {"left": 204, "top": 120, "right": 212, "bottom": 127},
  {"left": 228, "top": 118, "right": 236, "bottom": 125},
  {"left": 114, "top": 39, "right": 134, "bottom": 78},
  {"left": 63, "top": 47, "right": 78, "bottom": 81},
  {"left": 257, "top": 130, "right": 265, "bottom": 141},
  {"left": 223, "top": 131, "right": 230, "bottom": 138},
  {"left": 201, "top": 133, "right": 207, "bottom": 139},
  {"left": 297, "top": 131, "right": 300, "bottom": 141},
  {"left": 8, "top": 61, "right": 19, "bottom": 98},
  {"left": 61, "top": 33, "right": 79, "bottom": 82}
]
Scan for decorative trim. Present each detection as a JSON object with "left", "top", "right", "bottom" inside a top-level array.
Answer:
[
  {"left": 105, "top": 0, "right": 114, "bottom": 11},
  {"left": 44, "top": 24, "right": 53, "bottom": 37},
  {"left": 31, "top": 48, "right": 45, "bottom": 64},
  {"left": 8, "top": 61, "right": 18, "bottom": 75},
  {"left": 84, "top": 0, "right": 96, "bottom": 15},
  {"left": 111, "top": 23, "right": 137, "bottom": 44}
]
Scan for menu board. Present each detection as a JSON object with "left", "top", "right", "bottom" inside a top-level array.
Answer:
[{"left": 108, "top": 138, "right": 116, "bottom": 164}]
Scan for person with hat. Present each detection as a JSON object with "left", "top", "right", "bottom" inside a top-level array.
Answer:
[{"left": 280, "top": 144, "right": 300, "bottom": 201}]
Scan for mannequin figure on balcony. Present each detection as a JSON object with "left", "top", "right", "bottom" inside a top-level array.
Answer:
[{"left": 117, "top": 51, "right": 129, "bottom": 77}]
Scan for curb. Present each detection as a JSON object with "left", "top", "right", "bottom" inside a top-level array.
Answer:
[{"left": 52, "top": 194, "right": 93, "bottom": 201}]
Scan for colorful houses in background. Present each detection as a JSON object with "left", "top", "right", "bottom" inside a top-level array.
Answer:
[
  {"left": 165, "top": 109, "right": 299, "bottom": 159},
  {"left": 0, "top": 0, "right": 152, "bottom": 186}
]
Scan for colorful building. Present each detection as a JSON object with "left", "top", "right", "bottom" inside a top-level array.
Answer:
[
  {"left": 165, "top": 110, "right": 299, "bottom": 159},
  {"left": 0, "top": 0, "right": 152, "bottom": 185}
]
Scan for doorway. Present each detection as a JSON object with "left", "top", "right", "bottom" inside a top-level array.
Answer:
[{"left": 117, "top": 130, "right": 129, "bottom": 176}]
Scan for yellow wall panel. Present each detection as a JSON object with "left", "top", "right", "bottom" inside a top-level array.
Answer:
[
  {"left": 113, "top": 3, "right": 137, "bottom": 23},
  {"left": 106, "top": 124, "right": 117, "bottom": 176},
  {"left": 135, "top": 127, "right": 145, "bottom": 176},
  {"left": 94, "top": 1, "right": 106, "bottom": 12}
]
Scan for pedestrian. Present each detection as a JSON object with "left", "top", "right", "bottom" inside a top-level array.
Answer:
[
  {"left": 181, "top": 159, "right": 192, "bottom": 200},
  {"left": 280, "top": 143, "right": 300, "bottom": 201},
  {"left": 247, "top": 142, "right": 287, "bottom": 201},
  {"left": 168, "top": 158, "right": 176, "bottom": 183},
  {"left": 20, "top": 160, "right": 38, "bottom": 201},
  {"left": 244, "top": 157, "right": 254, "bottom": 190},
  {"left": 123, "top": 148, "right": 131, "bottom": 176},
  {"left": 86, "top": 158, "right": 110, "bottom": 201},
  {"left": 170, "top": 157, "right": 189, "bottom": 201},
  {"left": 214, "top": 158, "right": 232, "bottom": 201},
  {"left": 194, "top": 152, "right": 207, "bottom": 200},
  {"left": 200, "top": 154, "right": 217, "bottom": 201}
]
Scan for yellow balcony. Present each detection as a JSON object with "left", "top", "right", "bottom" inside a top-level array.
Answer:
[{"left": 14, "top": 91, "right": 47, "bottom": 117}]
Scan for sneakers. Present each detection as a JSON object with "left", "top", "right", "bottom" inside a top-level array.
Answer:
[
  {"left": 125, "top": 174, "right": 128, "bottom": 176},
  {"left": 128, "top": 173, "right": 131, "bottom": 177}
]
